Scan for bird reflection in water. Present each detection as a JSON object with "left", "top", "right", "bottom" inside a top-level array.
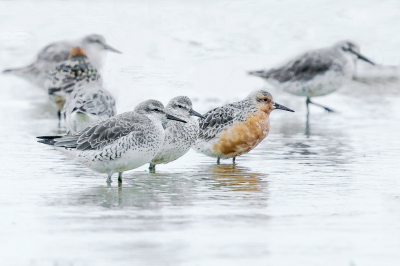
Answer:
[
  {"left": 69, "top": 164, "right": 267, "bottom": 208},
  {"left": 206, "top": 164, "right": 267, "bottom": 193},
  {"left": 305, "top": 115, "right": 310, "bottom": 137},
  {"left": 74, "top": 172, "right": 196, "bottom": 209}
]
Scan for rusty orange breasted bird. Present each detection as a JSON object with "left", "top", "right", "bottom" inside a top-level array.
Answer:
[{"left": 193, "top": 90, "right": 294, "bottom": 164}]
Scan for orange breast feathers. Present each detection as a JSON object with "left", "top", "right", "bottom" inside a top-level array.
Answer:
[
  {"left": 69, "top": 47, "right": 87, "bottom": 59},
  {"left": 212, "top": 109, "right": 270, "bottom": 158}
]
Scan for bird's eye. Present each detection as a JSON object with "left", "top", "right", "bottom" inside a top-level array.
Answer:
[
  {"left": 153, "top": 108, "right": 161, "bottom": 112},
  {"left": 177, "top": 105, "right": 184, "bottom": 109}
]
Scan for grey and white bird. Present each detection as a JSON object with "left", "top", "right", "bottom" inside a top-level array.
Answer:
[
  {"left": 193, "top": 90, "right": 294, "bottom": 164},
  {"left": 149, "top": 96, "right": 204, "bottom": 172},
  {"left": 62, "top": 84, "right": 117, "bottom": 134},
  {"left": 37, "top": 100, "right": 186, "bottom": 184},
  {"left": 249, "top": 40, "right": 375, "bottom": 113},
  {"left": 45, "top": 47, "right": 102, "bottom": 122},
  {"left": 3, "top": 33, "right": 121, "bottom": 88}
]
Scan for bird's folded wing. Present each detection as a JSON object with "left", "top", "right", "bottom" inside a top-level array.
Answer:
[
  {"left": 64, "top": 87, "right": 116, "bottom": 117},
  {"left": 54, "top": 112, "right": 148, "bottom": 151},
  {"left": 37, "top": 42, "right": 72, "bottom": 63},
  {"left": 263, "top": 50, "right": 337, "bottom": 82},
  {"left": 198, "top": 104, "right": 240, "bottom": 141}
]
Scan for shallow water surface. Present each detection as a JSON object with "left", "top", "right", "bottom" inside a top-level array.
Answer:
[{"left": 0, "top": 1, "right": 400, "bottom": 265}]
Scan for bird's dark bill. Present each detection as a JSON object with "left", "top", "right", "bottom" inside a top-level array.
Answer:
[
  {"left": 189, "top": 109, "right": 205, "bottom": 119},
  {"left": 103, "top": 44, "right": 122, "bottom": 54},
  {"left": 274, "top": 102, "right": 295, "bottom": 112},
  {"left": 352, "top": 51, "right": 375, "bottom": 65},
  {"left": 166, "top": 114, "right": 187, "bottom": 123}
]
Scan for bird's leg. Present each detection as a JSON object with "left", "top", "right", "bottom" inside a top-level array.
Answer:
[
  {"left": 118, "top": 172, "right": 123, "bottom": 184},
  {"left": 217, "top": 156, "right": 220, "bottom": 165},
  {"left": 306, "top": 97, "right": 310, "bottom": 116},
  {"left": 149, "top": 163, "right": 156, "bottom": 173},
  {"left": 106, "top": 172, "right": 113, "bottom": 184},
  {"left": 308, "top": 98, "right": 334, "bottom": 113},
  {"left": 232, "top": 157, "right": 236, "bottom": 164},
  {"left": 57, "top": 110, "right": 61, "bottom": 127},
  {"left": 305, "top": 113, "right": 310, "bottom": 137}
]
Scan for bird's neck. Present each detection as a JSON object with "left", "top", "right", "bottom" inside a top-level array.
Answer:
[{"left": 82, "top": 46, "right": 104, "bottom": 69}]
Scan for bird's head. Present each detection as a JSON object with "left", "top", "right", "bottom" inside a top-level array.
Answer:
[
  {"left": 247, "top": 90, "right": 295, "bottom": 114},
  {"left": 82, "top": 34, "right": 122, "bottom": 54},
  {"left": 166, "top": 96, "right": 205, "bottom": 119},
  {"left": 135, "top": 100, "right": 187, "bottom": 123},
  {"left": 334, "top": 40, "right": 375, "bottom": 65}
]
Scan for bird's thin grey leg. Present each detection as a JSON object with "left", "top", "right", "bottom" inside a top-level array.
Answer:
[
  {"left": 118, "top": 172, "right": 123, "bottom": 184},
  {"left": 305, "top": 113, "right": 310, "bottom": 137},
  {"left": 106, "top": 172, "right": 113, "bottom": 184},
  {"left": 149, "top": 163, "right": 156, "bottom": 173},
  {"left": 232, "top": 157, "right": 236, "bottom": 163},
  {"left": 57, "top": 110, "right": 61, "bottom": 127},
  {"left": 217, "top": 156, "right": 220, "bottom": 165},
  {"left": 308, "top": 98, "right": 334, "bottom": 113}
]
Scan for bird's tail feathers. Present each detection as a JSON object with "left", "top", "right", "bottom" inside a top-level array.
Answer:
[
  {"left": 37, "top": 135, "right": 79, "bottom": 148},
  {"left": 37, "top": 135, "right": 62, "bottom": 146},
  {"left": 3, "top": 64, "right": 39, "bottom": 76},
  {"left": 248, "top": 70, "right": 268, "bottom": 78}
]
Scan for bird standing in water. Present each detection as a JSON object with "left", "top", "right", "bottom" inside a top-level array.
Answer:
[
  {"left": 249, "top": 40, "right": 375, "bottom": 114},
  {"left": 37, "top": 100, "right": 186, "bottom": 184},
  {"left": 193, "top": 90, "right": 294, "bottom": 164},
  {"left": 2, "top": 34, "right": 121, "bottom": 88},
  {"left": 149, "top": 96, "right": 204, "bottom": 172}
]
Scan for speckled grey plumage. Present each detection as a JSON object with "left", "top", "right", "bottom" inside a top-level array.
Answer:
[
  {"left": 38, "top": 100, "right": 173, "bottom": 183},
  {"left": 192, "top": 90, "right": 273, "bottom": 159},
  {"left": 55, "top": 111, "right": 159, "bottom": 152},
  {"left": 62, "top": 84, "right": 117, "bottom": 134},
  {"left": 150, "top": 96, "right": 200, "bottom": 167},
  {"left": 197, "top": 92, "right": 261, "bottom": 141},
  {"left": 45, "top": 56, "right": 102, "bottom": 112}
]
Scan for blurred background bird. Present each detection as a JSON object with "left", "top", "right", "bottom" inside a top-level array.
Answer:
[
  {"left": 2, "top": 33, "right": 121, "bottom": 88},
  {"left": 45, "top": 47, "right": 103, "bottom": 123},
  {"left": 249, "top": 40, "right": 375, "bottom": 114},
  {"left": 62, "top": 84, "right": 117, "bottom": 134}
]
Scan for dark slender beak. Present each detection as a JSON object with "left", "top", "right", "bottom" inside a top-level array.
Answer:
[
  {"left": 166, "top": 113, "right": 187, "bottom": 123},
  {"left": 189, "top": 109, "right": 205, "bottom": 119},
  {"left": 351, "top": 50, "right": 375, "bottom": 65},
  {"left": 103, "top": 44, "right": 122, "bottom": 54},
  {"left": 248, "top": 70, "right": 266, "bottom": 78},
  {"left": 274, "top": 102, "right": 295, "bottom": 112}
]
